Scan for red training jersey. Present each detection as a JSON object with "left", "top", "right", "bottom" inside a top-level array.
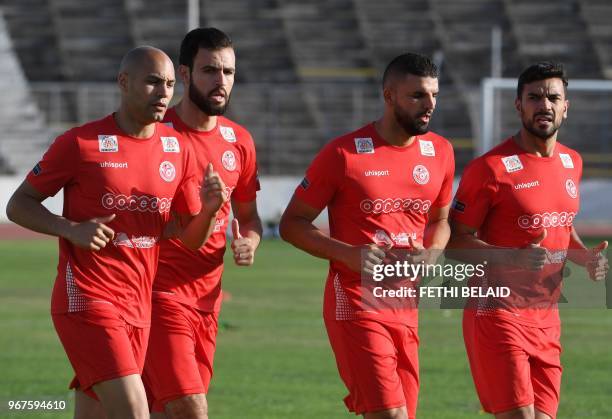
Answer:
[
  {"left": 294, "top": 123, "right": 455, "bottom": 326},
  {"left": 26, "top": 114, "right": 201, "bottom": 327},
  {"left": 451, "top": 137, "right": 582, "bottom": 327},
  {"left": 153, "top": 108, "right": 260, "bottom": 313}
]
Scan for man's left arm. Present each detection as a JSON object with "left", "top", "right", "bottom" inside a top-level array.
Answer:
[{"left": 231, "top": 199, "right": 263, "bottom": 266}]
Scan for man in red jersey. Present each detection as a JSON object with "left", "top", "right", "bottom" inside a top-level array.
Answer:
[
  {"left": 142, "top": 28, "right": 261, "bottom": 419},
  {"left": 449, "top": 62, "right": 609, "bottom": 419},
  {"left": 280, "top": 53, "right": 455, "bottom": 419},
  {"left": 6, "top": 46, "right": 226, "bottom": 419}
]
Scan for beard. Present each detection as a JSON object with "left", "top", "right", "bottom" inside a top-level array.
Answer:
[
  {"left": 522, "top": 112, "right": 561, "bottom": 141},
  {"left": 394, "top": 107, "right": 430, "bottom": 136},
  {"left": 189, "top": 82, "right": 230, "bottom": 116}
]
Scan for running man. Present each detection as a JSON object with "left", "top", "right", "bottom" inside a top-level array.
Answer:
[
  {"left": 280, "top": 53, "right": 455, "bottom": 419},
  {"left": 449, "top": 62, "right": 609, "bottom": 419},
  {"left": 142, "top": 28, "right": 261, "bottom": 419},
  {"left": 6, "top": 47, "right": 225, "bottom": 419}
]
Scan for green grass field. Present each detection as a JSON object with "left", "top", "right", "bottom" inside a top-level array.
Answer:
[{"left": 0, "top": 239, "right": 610, "bottom": 418}]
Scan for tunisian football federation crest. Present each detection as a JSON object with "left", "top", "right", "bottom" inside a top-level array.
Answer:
[
  {"left": 565, "top": 179, "right": 577, "bottom": 198},
  {"left": 412, "top": 165, "right": 430, "bottom": 185},
  {"left": 222, "top": 150, "right": 237, "bottom": 171},
  {"left": 159, "top": 161, "right": 176, "bottom": 182}
]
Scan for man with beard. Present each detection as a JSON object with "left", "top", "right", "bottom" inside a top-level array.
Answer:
[
  {"left": 142, "top": 28, "right": 261, "bottom": 419},
  {"left": 280, "top": 53, "right": 455, "bottom": 419},
  {"left": 449, "top": 62, "right": 608, "bottom": 419}
]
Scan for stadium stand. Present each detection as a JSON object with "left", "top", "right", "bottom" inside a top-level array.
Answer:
[
  {"left": 579, "top": 0, "right": 612, "bottom": 79},
  {"left": 0, "top": 10, "right": 52, "bottom": 174},
  {"left": 201, "top": 0, "right": 322, "bottom": 174},
  {"left": 0, "top": 0, "right": 610, "bottom": 176},
  {"left": 504, "top": 0, "right": 602, "bottom": 78},
  {"left": 126, "top": 0, "right": 187, "bottom": 65}
]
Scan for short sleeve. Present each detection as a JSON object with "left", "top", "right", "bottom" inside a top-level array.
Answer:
[
  {"left": 26, "top": 131, "right": 79, "bottom": 197},
  {"left": 232, "top": 133, "right": 260, "bottom": 202},
  {"left": 171, "top": 141, "right": 202, "bottom": 215},
  {"left": 293, "top": 141, "right": 344, "bottom": 210},
  {"left": 450, "top": 158, "right": 497, "bottom": 230},
  {"left": 433, "top": 142, "right": 456, "bottom": 207}
]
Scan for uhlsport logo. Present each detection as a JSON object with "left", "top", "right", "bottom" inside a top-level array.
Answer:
[
  {"left": 360, "top": 198, "right": 432, "bottom": 215},
  {"left": 517, "top": 211, "right": 575, "bottom": 229},
  {"left": 412, "top": 165, "right": 430, "bottom": 185},
  {"left": 159, "top": 161, "right": 176, "bottom": 182},
  {"left": 565, "top": 179, "right": 577, "bottom": 198},
  {"left": 222, "top": 150, "right": 237, "bottom": 171},
  {"left": 98, "top": 135, "right": 118, "bottom": 152},
  {"left": 101, "top": 193, "right": 173, "bottom": 213}
]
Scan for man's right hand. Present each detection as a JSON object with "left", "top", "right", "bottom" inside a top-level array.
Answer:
[
  {"left": 201, "top": 163, "right": 227, "bottom": 214},
  {"left": 66, "top": 214, "right": 116, "bottom": 251},
  {"left": 513, "top": 229, "right": 548, "bottom": 271}
]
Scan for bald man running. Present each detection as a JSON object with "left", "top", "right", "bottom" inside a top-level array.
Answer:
[{"left": 6, "top": 46, "right": 226, "bottom": 419}]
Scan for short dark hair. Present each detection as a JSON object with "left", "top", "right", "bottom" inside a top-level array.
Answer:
[
  {"left": 382, "top": 53, "right": 439, "bottom": 87},
  {"left": 517, "top": 62, "right": 568, "bottom": 98},
  {"left": 179, "top": 27, "right": 233, "bottom": 70}
]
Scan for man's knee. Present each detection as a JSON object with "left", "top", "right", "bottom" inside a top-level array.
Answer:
[
  {"left": 74, "top": 390, "right": 106, "bottom": 419},
  {"left": 365, "top": 406, "right": 408, "bottom": 419},
  {"left": 165, "top": 394, "right": 208, "bottom": 419},
  {"left": 495, "top": 405, "right": 535, "bottom": 419},
  {"left": 93, "top": 374, "right": 149, "bottom": 419}
]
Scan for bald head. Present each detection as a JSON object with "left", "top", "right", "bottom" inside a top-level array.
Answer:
[
  {"left": 119, "top": 46, "right": 172, "bottom": 74},
  {"left": 117, "top": 46, "right": 176, "bottom": 129}
]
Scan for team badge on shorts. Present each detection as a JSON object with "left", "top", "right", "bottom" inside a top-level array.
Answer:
[
  {"left": 501, "top": 155, "right": 523, "bottom": 173},
  {"left": 559, "top": 153, "right": 574, "bottom": 169},
  {"left": 412, "top": 164, "right": 430, "bottom": 185},
  {"left": 565, "top": 179, "right": 577, "bottom": 198},
  {"left": 222, "top": 150, "right": 237, "bottom": 171},
  {"left": 160, "top": 137, "right": 180, "bottom": 153},
  {"left": 159, "top": 161, "right": 176, "bottom": 182},
  {"left": 220, "top": 126, "right": 237, "bottom": 143},
  {"left": 354, "top": 137, "right": 374, "bottom": 154},
  {"left": 98, "top": 135, "right": 118, "bottom": 152}
]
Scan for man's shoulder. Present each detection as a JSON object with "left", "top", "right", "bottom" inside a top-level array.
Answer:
[
  {"left": 69, "top": 114, "right": 113, "bottom": 136},
  {"left": 421, "top": 131, "right": 453, "bottom": 147},
  {"left": 326, "top": 124, "right": 376, "bottom": 152},
  {"left": 462, "top": 139, "right": 517, "bottom": 180},
  {"left": 556, "top": 142, "right": 582, "bottom": 160}
]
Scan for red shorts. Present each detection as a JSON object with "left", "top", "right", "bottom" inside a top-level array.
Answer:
[
  {"left": 142, "top": 297, "right": 218, "bottom": 412},
  {"left": 51, "top": 305, "right": 149, "bottom": 399},
  {"left": 463, "top": 309, "right": 562, "bottom": 418},
  {"left": 324, "top": 315, "right": 419, "bottom": 417}
]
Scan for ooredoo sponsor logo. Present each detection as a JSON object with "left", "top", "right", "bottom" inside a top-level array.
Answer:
[
  {"left": 517, "top": 211, "right": 575, "bottom": 229},
  {"left": 360, "top": 198, "right": 432, "bottom": 215},
  {"left": 101, "top": 193, "right": 173, "bottom": 213}
]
